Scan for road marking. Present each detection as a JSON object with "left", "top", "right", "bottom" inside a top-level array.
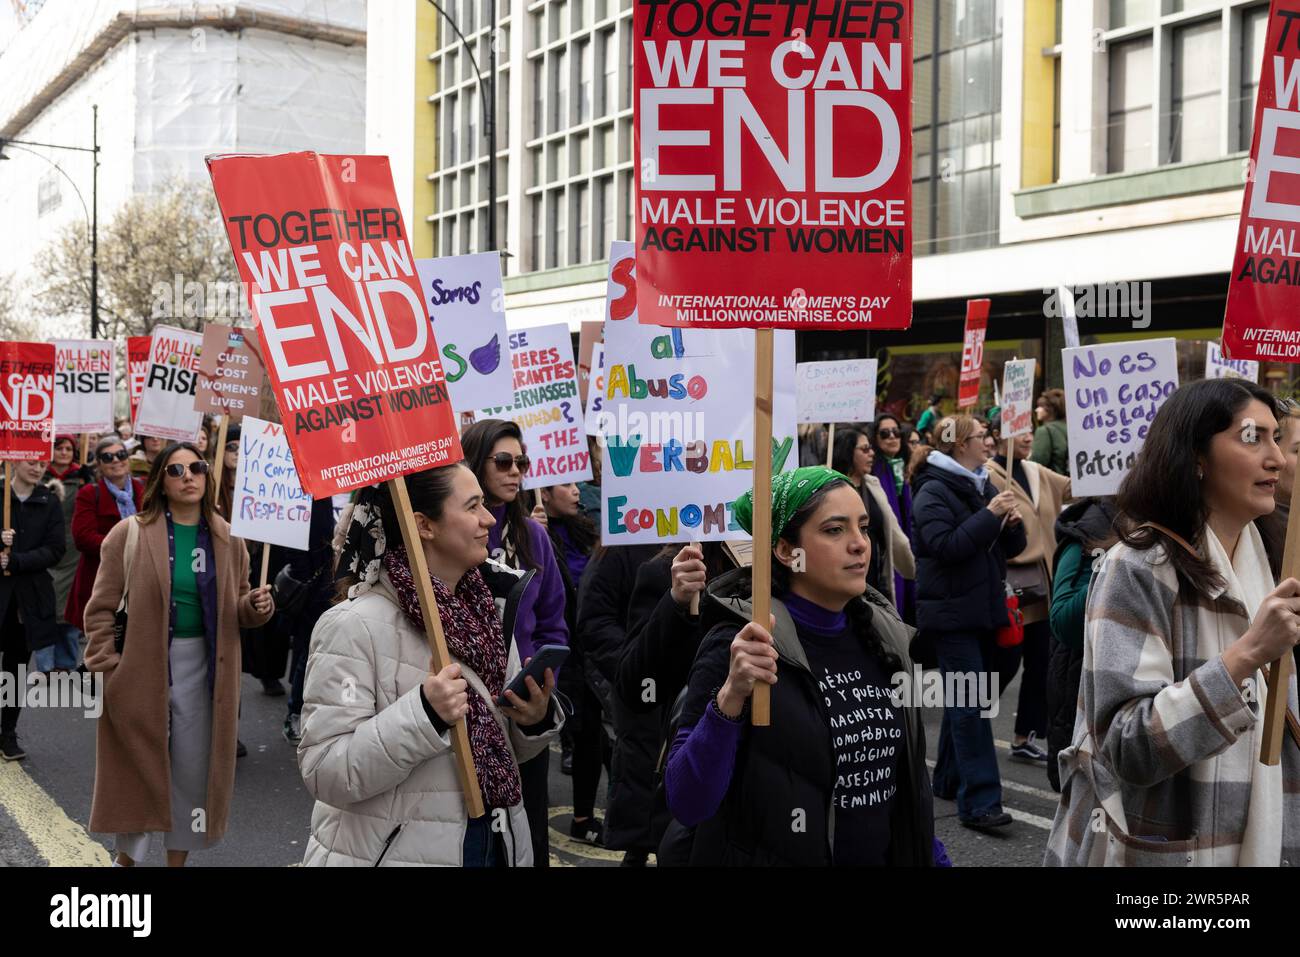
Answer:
[
  {"left": 1007, "top": 807, "right": 1055, "bottom": 831},
  {"left": 0, "top": 762, "right": 110, "bottom": 866},
  {"left": 1001, "top": 776, "right": 1062, "bottom": 805}
]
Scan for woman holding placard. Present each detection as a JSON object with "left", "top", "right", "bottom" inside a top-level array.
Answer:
[
  {"left": 41, "top": 435, "right": 93, "bottom": 672},
  {"left": 460, "top": 419, "right": 568, "bottom": 867},
  {"left": 66, "top": 436, "right": 145, "bottom": 635},
  {"left": 988, "top": 431, "right": 1072, "bottom": 767},
  {"left": 298, "top": 463, "right": 563, "bottom": 866},
  {"left": 664, "top": 466, "right": 942, "bottom": 866},
  {"left": 832, "top": 427, "right": 914, "bottom": 606},
  {"left": 911, "top": 415, "right": 1026, "bottom": 833},
  {"left": 1047, "top": 378, "right": 1300, "bottom": 866},
  {"left": 83, "top": 442, "right": 274, "bottom": 866},
  {"left": 870, "top": 414, "right": 916, "bottom": 624}
]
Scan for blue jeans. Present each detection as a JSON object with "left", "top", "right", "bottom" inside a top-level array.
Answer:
[
  {"left": 932, "top": 630, "right": 1004, "bottom": 820},
  {"left": 33, "top": 624, "right": 81, "bottom": 672},
  {"left": 462, "top": 813, "right": 504, "bottom": 867}
]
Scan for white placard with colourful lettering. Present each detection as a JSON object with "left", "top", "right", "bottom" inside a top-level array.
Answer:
[
  {"left": 415, "top": 253, "right": 513, "bottom": 414},
  {"left": 1063, "top": 338, "right": 1178, "bottom": 497},
  {"left": 599, "top": 241, "right": 797, "bottom": 545},
  {"left": 1206, "top": 342, "right": 1260, "bottom": 382},
  {"left": 479, "top": 323, "right": 592, "bottom": 489},
  {"left": 585, "top": 342, "right": 606, "bottom": 437},
  {"left": 228, "top": 416, "right": 312, "bottom": 550},
  {"left": 1000, "top": 358, "right": 1037, "bottom": 439},
  {"left": 795, "top": 359, "right": 878, "bottom": 425},
  {"left": 53, "top": 340, "right": 115, "bottom": 433}
]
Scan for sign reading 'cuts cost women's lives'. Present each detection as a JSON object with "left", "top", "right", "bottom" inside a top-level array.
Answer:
[
  {"left": 633, "top": 0, "right": 912, "bottom": 329},
  {"left": 207, "top": 152, "right": 463, "bottom": 498}
]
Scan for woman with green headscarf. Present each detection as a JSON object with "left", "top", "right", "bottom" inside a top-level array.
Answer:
[{"left": 662, "top": 467, "right": 945, "bottom": 866}]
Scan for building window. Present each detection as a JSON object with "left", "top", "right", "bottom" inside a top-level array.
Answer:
[
  {"left": 1241, "top": 3, "right": 1269, "bottom": 150},
  {"left": 1169, "top": 19, "right": 1221, "bottom": 164},
  {"left": 1107, "top": 36, "right": 1153, "bottom": 173},
  {"left": 914, "top": 0, "right": 1002, "bottom": 255},
  {"left": 1109, "top": 0, "right": 1154, "bottom": 29},
  {"left": 550, "top": 189, "right": 567, "bottom": 269},
  {"left": 577, "top": 39, "right": 593, "bottom": 123},
  {"left": 595, "top": 175, "right": 613, "bottom": 256},
  {"left": 551, "top": 0, "right": 568, "bottom": 43},
  {"left": 552, "top": 49, "right": 569, "bottom": 132},
  {"left": 446, "top": 94, "right": 459, "bottom": 167},
  {"left": 466, "top": 87, "right": 478, "bottom": 163},
  {"left": 533, "top": 59, "right": 545, "bottom": 138},
  {"left": 531, "top": 194, "right": 543, "bottom": 271},
  {"left": 574, "top": 182, "right": 590, "bottom": 263},
  {"left": 601, "top": 29, "right": 617, "bottom": 116}
]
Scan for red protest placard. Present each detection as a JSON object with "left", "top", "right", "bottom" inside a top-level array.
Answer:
[
  {"left": 0, "top": 342, "right": 56, "bottom": 461},
  {"left": 127, "top": 335, "right": 151, "bottom": 424},
  {"left": 633, "top": 0, "right": 911, "bottom": 330},
  {"left": 958, "top": 299, "right": 990, "bottom": 408},
  {"left": 207, "top": 152, "right": 463, "bottom": 498},
  {"left": 1223, "top": 0, "right": 1300, "bottom": 360}
]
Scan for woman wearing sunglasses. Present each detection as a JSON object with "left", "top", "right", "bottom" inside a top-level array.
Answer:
[
  {"left": 66, "top": 437, "right": 146, "bottom": 637},
  {"left": 460, "top": 419, "right": 569, "bottom": 867},
  {"left": 870, "top": 415, "right": 916, "bottom": 624},
  {"left": 83, "top": 442, "right": 274, "bottom": 866}
]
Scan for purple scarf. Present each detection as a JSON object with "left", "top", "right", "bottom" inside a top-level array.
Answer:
[{"left": 382, "top": 545, "right": 522, "bottom": 809}]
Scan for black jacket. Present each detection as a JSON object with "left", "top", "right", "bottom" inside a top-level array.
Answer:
[
  {"left": 616, "top": 552, "right": 701, "bottom": 717},
  {"left": 1045, "top": 497, "right": 1117, "bottom": 791},
  {"left": 577, "top": 543, "right": 665, "bottom": 851},
  {"left": 677, "top": 567, "right": 935, "bottom": 866},
  {"left": 0, "top": 479, "right": 66, "bottom": 652},
  {"left": 910, "top": 458, "right": 1026, "bottom": 634}
]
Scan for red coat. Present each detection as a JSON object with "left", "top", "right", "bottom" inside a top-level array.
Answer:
[{"left": 66, "top": 477, "right": 144, "bottom": 631}]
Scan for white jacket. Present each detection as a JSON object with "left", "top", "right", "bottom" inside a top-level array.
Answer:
[{"left": 298, "top": 575, "right": 564, "bottom": 866}]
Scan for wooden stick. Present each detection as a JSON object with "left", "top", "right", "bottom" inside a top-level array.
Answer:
[
  {"left": 388, "top": 476, "right": 486, "bottom": 817},
  {"left": 534, "top": 488, "right": 543, "bottom": 513},
  {"left": 689, "top": 536, "right": 702, "bottom": 616},
  {"left": 751, "top": 329, "right": 774, "bottom": 727},
  {"left": 258, "top": 544, "right": 272, "bottom": 589},
  {"left": 1260, "top": 463, "right": 1300, "bottom": 765},
  {"left": 80, "top": 433, "right": 90, "bottom": 467},
  {"left": 825, "top": 422, "right": 835, "bottom": 468},
  {"left": 211, "top": 416, "right": 230, "bottom": 490},
  {"left": 2, "top": 462, "right": 9, "bottom": 578}
]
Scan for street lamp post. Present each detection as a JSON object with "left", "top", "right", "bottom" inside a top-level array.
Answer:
[
  {"left": 0, "top": 105, "right": 101, "bottom": 337},
  {"left": 424, "top": 0, "right": 498, "bottom": 260}
]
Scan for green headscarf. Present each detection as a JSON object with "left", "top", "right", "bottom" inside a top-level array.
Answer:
[{"left": 732, "top": 466, "right": 848, "bottom": 548}]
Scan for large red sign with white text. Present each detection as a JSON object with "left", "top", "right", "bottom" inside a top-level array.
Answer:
[
  {"left": 208, "top": 153, "right": 463, "bottom": 498},
  {"left": 1223, "top": 0, "right": 1300, "bottom": 361},
  {"left": 958, "top": 299, "right": 990, "bottom": 408},
  {"left": 0, "top": 342, "right": 55, "bottom": 461},
  {"left": 633, "top": 0, "right": 911, "bottom": 329},
  {"left": 127, "top": 335, "right": 151, "bottom": 424}
]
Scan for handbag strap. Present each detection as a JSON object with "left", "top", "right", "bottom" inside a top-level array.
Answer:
[
  {"left": 1136, "top": 521, "right": 1201, "bottom": 560},
  {"left": 115, "top": 516, "right": 139, "bottom": 614}
]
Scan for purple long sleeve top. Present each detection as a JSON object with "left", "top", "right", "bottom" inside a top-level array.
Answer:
[{"left": 487, "top": 504, "right": 569, "bottom": 661}]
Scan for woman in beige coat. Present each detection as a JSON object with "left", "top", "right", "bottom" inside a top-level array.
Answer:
[
  {"left": 84, "top": 442, "right": 273, "bottom": 866},
  {"left": 831, "top": 427, "right": 915, "bottom": 608},
  {"left": 987, "top": 431, "right": 1070, "bottom": 764}
]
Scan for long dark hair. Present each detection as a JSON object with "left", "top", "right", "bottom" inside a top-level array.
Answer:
[
  {"left": 138, "top": 442, "right": 217, "bottom": 526},
  {"left": 460, "top": 418, "right": 537, "bottom": 572},
  {"left": 1117, "top": 378, "right": 1279, "bottom": 593},
  {"left": 869, "top": 414, "right": 902, "bottom": 460},
  {"left": 831, "top": 427, "right": 868, "bottom": 479},
  {"left": 334, "top": 463, "right": 468, "bottom": 600},
  {"left": 770, "top": 477, "right": 902, "bottom": 673}
]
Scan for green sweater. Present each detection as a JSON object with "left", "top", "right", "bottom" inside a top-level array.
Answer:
[
  {"left": 172, "top": 522, "right": 204, "bottom": 638},
  {"left": 1048, "top": 540, "right": 1089, "bottom": 652}
]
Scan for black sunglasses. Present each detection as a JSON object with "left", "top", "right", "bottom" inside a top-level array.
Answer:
[
  {"left": 490, "top": 452, "right": 530, "bottom": 473},
  {"left": 876, "top": 428, "right": 901, "bottom": 438},
  {"left": 225, "top": 441, "right": 239, "bottom": 452},
  {"left": 97, "top": 449, "right": 130, "bottom": 464},
  {"left": 164, "top": 461, "right": 210, "bottom": 478}
]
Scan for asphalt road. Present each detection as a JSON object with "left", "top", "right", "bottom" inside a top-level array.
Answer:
[{"left": 0, "top": 665, "right": 1057, "bottom": 868}]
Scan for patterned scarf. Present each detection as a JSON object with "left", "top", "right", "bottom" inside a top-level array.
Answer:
[
  {"left": 382, "top": 544, "right": 522, "bottom": 809},
  {"left": 105, "top": 476, "right": 137, "bottom": 518}
]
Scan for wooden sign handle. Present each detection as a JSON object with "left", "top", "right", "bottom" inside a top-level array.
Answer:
[
  {"left": 258, "top": 544, "right": 272, "bottom": 589},
  {"left": 2, "top": 461, "right": 9, "bottom": 578},
  {"left": 388, "top": 477, "right": 486, "bottom": 817},
  {"left": 80, "top": 433, "right": 90, "bottom": 467},
  {"left": 1260, "top": 462, "right": 1300, "bottom": 765},
  {"left": 212, "top": 415, "right": 230, "bottom": 491},
  {"left": 825, "top": 422, "right": 835, "bottom": 469},
  {"left": 688, "top": 536, "right": 702, "bottom": 616},
  {"left": 751, "top": 329, "right": 774, "bottom": 727}
]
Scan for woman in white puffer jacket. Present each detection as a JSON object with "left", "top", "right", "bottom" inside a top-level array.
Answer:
[{"left": 298, "top": 463, "right": 564, "bottom": 866}]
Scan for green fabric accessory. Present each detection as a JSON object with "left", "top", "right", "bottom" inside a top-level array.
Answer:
[{"left": 733, "top": 466, "right": 847, "bottom": 547}]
